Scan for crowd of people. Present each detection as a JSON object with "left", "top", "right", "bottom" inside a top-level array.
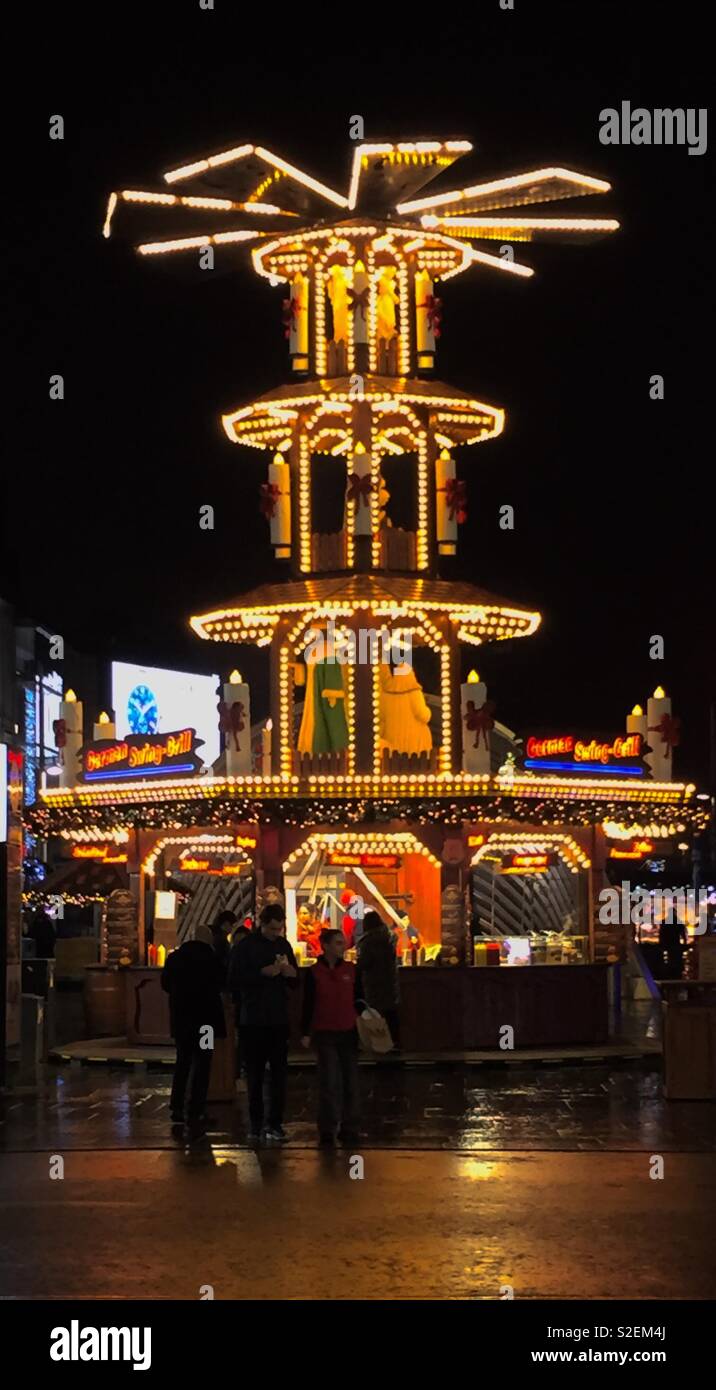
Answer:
[{"left": 160, "top": 901, "right": 400, "bottom": 1143}]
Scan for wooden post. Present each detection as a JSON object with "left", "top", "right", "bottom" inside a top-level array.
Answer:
[
  {"left": 270, "top": 617, "right": 292, "bottom": 774},
  {"left": 352, "top": 397, "right": 373, "bottom": 573},
  {"left": 287, "top": 427, "right": 302, "bottom": 579},
  {"left": 351, "top": 613, "right": 374, "bottom": 775}
]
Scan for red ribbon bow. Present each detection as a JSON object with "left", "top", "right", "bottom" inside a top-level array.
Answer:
[
  {"left": 218, "top": 700, "right": 245, "bottom": 752},
  {"left": 346, "top": 473, "right": 374, "bottom": 508},
  {"left": 417, "top": 294, "right": 443, "bottom": 337},
  {"left": 464, "top": 699, "right": 496, "bottom": 750},
  {"left": 281, "top": 297, "right": 299, "bottom": 339},
  {"left": 648, "top": 713, "right": 681, "bottom": 753},
  {"left": 347, "top": 285, "right": 369, "bottom": 320},
  {"left": 444, "top": 476, "right": 468, "bottom": 523},
  {"left": 259, "top": 481, "right": 281, "bottom": 520}
]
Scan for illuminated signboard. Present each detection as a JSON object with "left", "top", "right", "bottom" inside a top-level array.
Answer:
[
  {"left": 609, "top": 840, "right": 655, "bottom": 860},
  {"left": 172, "top": 856, "right": 248, "bottom": 876},
  {"left": 500, "top": 852, "right": 552, "bottom": 875},
  {"left": 524, "top": 732, "right": 646, "bottom": 776},
  {"left": 80, "top": 728, "right": 204, "bottom": 782},
  {"left": 328, "top": 852, "right": 401, "bottom": 869},
  {"left": 112, "top": 661, "right": 219, "bottom": 766}
]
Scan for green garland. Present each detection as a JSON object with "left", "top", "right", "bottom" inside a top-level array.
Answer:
[{"left": 24, "top": 794, "right": 708, "bottom": 836}]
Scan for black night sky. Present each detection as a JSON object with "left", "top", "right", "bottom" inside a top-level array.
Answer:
[{"left": 6, "top": 2, "right": 713, "bottom": 782}]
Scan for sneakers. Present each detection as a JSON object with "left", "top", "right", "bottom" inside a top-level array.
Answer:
[{"left": 263, "top": 1125, "right": 288, "bottom": 1143}]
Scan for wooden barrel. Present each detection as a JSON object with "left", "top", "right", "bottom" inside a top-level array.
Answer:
[{"left": 83, "top": 966, "right": 126, "bottom": 1037}]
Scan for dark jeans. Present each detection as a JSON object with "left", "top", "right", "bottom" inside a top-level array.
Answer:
[
  {"left": 171, "top": 1031, "right": 212, "bottom": 1120},
  {"left": 241, "top": 1025, "right": 289, "bottom": 1131},
  {"left": 233, "top": 1005, "right": 243, "bottom": 1076},
  {"left": 315, "top": 1030, "right": 360, "bottom": 1136}
]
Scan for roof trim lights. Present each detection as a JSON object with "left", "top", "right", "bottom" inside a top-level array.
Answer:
[{"left": 397, "top": 166, "right": 611, "bottom": 214}]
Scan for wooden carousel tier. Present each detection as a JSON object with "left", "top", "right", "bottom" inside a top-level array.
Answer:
[
  {"left": 221, "top": 375, "right": 504, "bottom": 449},
  {"left": 190, "top": 572, "right": 541, "bottom": 645}
]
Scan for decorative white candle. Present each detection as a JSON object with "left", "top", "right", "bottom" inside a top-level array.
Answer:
[
  {"left": 415, "top": 268, "right": 436, "bottom": 362},
  {"left": 59, "top": 689, "right": 83, "bottom": 788},
  {"left": 626, "top": 702, "right": 648, "bottom": 754},
  {"left": 262, "top": 718, "right": 273, "bottom": 778},
  {"left": 347, "top": 442, "right": 372, "bottom": 536},
  {"left": 461, "top": 670, "right": 491, "bottom": 774},
  {"left": 268, "top": 453, "right": 291, "bottom": 559},
  {"left": 436, "top": 448, "right": 457, "bottom": 555},
  {"left": 289, "top": 272, "right": 309, "bottom": 362},
  {"left": 222, "top": 671, "right": 252, "bottom": 776},
  {"left": 93, "top": 711, "right": 116, "bottom": 741},
  {"left": 646, "top": 686, "right": 673, "bottom": 781},
  {"left": 351, "top": 259, "right": 369, "bottom": 345}
]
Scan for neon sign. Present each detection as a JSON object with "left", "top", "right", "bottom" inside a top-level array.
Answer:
[
  {"left": 524, "top": 732, "right": 645, "bottom": 776},
  {"left": 500, "top": 851, "right": 552, "bottom": 875},
  {"left": 609, "top": 840, "right": 654, "bottom": 860},
  {"left": 175, "top": 856, "right": 248, "bottom": 875},
  {"left": 328, "top": 852, "right": 401, "bottom": 868},
  {"left": 81, "top": 728, "right": 203, "bottom": 781}
]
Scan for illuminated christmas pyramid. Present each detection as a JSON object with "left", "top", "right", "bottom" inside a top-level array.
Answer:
[{"left": 106, "top": 138, "right": 617, "bottom": 781}]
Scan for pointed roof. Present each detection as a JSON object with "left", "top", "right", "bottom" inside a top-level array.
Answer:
[{"left": 190, "top": 574, "right": 541, "bottom": 646}]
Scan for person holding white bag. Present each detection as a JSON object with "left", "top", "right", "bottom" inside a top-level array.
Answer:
[{"left": 357, "top": 910, "right": 401, "bottom": 1049}]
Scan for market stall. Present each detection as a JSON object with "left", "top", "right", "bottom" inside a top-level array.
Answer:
[{"left": 25, "top": 131, "right": 709, "bottom": 1054}]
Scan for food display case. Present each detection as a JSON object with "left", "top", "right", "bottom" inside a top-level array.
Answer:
[{"left": 472, "top": 932, "right": 590, "bottom": 966}]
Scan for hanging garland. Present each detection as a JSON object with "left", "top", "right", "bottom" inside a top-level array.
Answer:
[{"left": 24, "top": 792, "right": 708, "bottom": 837}]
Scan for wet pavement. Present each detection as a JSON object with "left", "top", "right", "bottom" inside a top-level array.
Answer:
[
  {"left": 1, "top": 1147, "right": 715, "bottom": 1300},
  {"left": 1, "top": 1055, "right": 714, "bottom": 1152},
  {"left": 2, "top": 997, "right": 714, "bottom": 1300}
]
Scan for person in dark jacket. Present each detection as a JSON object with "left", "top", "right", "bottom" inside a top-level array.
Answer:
[
  {"left": 659, "top": 915, "right": 689, "bottom": 978},
  {"left": 357, "top": 909, "right": 400, "bottom": 1047},
  {"left": 235, "top": 904, "right": 298, "bottom": 1142},
  {"left": 227, "top": 923, "right": 252, "bottom": 1078},
  {"left": 210, "top": 909, "right": 237, "bottom": 986},
  {"left": 301, "top": 928, "right": 363, "bottom": 1147},
  {"left": 161, "top": 923, "right": 226, "bottom": 1138}
]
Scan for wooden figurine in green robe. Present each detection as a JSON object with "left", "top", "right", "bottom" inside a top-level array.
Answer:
[{"left": 297, "top": 654, "right": 349, "bottom": 754}]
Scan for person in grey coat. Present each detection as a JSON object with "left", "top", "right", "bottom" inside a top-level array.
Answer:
[{"left": 357, "top": 910, "right": 400, "bottom": 1048}]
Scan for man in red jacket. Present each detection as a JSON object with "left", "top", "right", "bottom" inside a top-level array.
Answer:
[{"left": 301, "top": 928, "right": 363, "bottom": 1147}]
